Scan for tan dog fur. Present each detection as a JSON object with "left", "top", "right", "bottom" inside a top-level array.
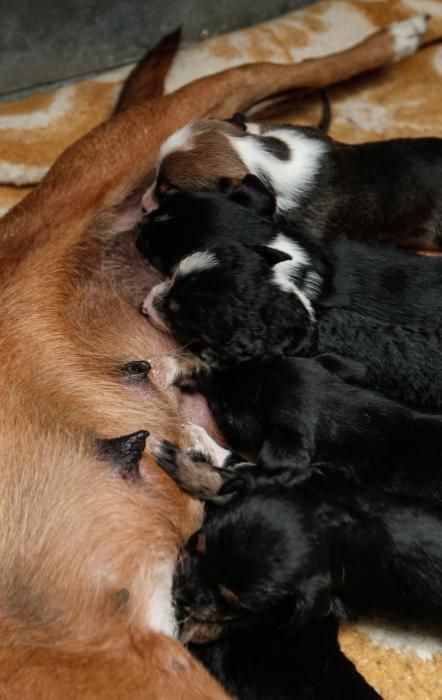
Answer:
[{"left": 0, "top": 16, "right": 440, "bottom": 698}]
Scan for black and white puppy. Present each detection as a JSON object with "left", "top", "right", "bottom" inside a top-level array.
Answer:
[
  {"left": 158, "top": 355, "right": 442, "bottom": 505},
  {"left": 141, "top": 184, "right": 442, "bottom": 411},
  {"left": 154, "top": 444, "right": 442, "bottom": 630}
]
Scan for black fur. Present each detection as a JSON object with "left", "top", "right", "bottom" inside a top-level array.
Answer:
[
  {"left": 175, "top": 356, "right": 442, "bottom": 505},
  {"left": 135, "top": 177, "right": 275, "bottom": 275},
  {"left": 277, "top": 130, "right": 442, "bottom": 249},
  {"left": 190, "top": 614, "right": 381, "bottom": 700},
  {"left": 172, "top": 472, "right": 442, "bottom": 630},
  {"left": 143, "top": 180, "right": 442, "bottom": 411}
]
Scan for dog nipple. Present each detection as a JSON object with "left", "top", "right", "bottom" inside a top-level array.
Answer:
[
  {"left": 97, "top": 430, "right": 149, "bottom": 478},
  {"left": 120, "top": 360, "right": 151, "bottom": 382}
]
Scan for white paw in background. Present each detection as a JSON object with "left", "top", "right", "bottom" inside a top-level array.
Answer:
[{"left": 390, "top": 15, "right": 428, "bottom": 61}]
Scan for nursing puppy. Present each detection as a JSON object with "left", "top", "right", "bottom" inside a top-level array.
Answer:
[
  {"left": 141, "top": 190, "right": 442, "bottom": 411},
  {"left": 154, "top": 354, "right": 442, "bottom": 505},
  {"left": 136, "top": 176, "right": 280, "bottom": 275},
  {"left": 154, "top": 446, "right": 442, "bottom": 630},
  {"left": 189, "top": 613, "right": 382, "bottom": 700}
]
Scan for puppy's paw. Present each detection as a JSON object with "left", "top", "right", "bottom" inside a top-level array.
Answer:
[
  {"left": 184, "top": 423, "right": 232, "bottom": 468},
  {"left": 150, "top": 438, "right": 182, "bottom": 477},
  {"left": 390, "top": 15, "right": 428, "bottom": 61},
  {"left": 152, "top": 438, "right": 225, "bottom": 500},
  {"left": 149, "top": 355, "right": 182, "bottom": 390},
  {"left": 168, "top": 354, "right": 211, "bottom": 390}
]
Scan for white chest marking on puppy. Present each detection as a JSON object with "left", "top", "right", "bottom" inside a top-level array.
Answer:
[
  {"left": 228, "top": 128, "right": 328, "bottom": 213},
  {"left": 390, "top": 15, "right": 427, "bottom": 61},
  {"left": 268, "top": 233, "right": 318, "bottom": 320},
  {"left": 175, "top": 251, "right": 218, "bottom": 277}
]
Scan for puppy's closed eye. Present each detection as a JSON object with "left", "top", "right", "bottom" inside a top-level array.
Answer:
[{"left": 153, "top": 213, "right": 173, "bottom": 223}]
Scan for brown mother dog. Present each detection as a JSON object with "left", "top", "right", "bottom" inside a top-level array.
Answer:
[{"left": 0, "top": 16, "right": 439, "bottom": 699}]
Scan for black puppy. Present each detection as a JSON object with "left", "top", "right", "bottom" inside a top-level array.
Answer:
[
  {"left": 154, "top": 443, "right": 442, "bottom": 630},
  {"left": 190, "top": 613, "right": 381, "bottom": 700},
  {"left": 159, "top": 354, "right": 442, "bottom": 505},
  {"left": 141, "top": 185, "right": 442, "bottom": 411},
  {"left": 136, "top": 177, "right": 279, "bottom": 275}
]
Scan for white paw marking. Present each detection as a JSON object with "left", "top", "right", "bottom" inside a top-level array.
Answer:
[
  {"left": 149, "top": 355, "right": 181, "bottom": 390},
  {"left": 184, "top": 423, "right": 231, "bottom": 467},
  {"left": 390, "top": 15, "right": 427, "bottom": 61}
]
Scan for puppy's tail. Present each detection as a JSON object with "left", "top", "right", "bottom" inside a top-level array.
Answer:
[
  {"left": 317, "top": 91, "right": 331, "bottom": 132},
  {"left": 113, "top": 28, "right": 181, "bottom": 114}
]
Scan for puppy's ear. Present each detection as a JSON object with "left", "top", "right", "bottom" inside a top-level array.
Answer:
[
  {"left": 225, "top": 112, "right": 248, "bottom": 131},
  {"left": 293, "top": 573, "right": 332, "bottom": 628},
  {"left": 249, "top": 245, "right": 291, "bottom": 267},
  {"left": 229, "top": 174, "right": 276, "bottom": 217}
]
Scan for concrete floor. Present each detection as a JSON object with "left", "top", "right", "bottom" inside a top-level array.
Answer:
[{"left": 0, "top": 0, "right": 316, "bottom": 99}]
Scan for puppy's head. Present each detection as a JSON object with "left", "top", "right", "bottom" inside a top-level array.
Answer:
[
  {"left": 142, "top": 242, "right": 315, "bottom": 366},
  {"left": 176, "top": 492, "right": 332, "bottom": 630},
  {"left": 142, "top": 119, "right": 252, "bottom": 212},
  {"left": 136, "top": 175, "right": 276, "bottom": 275}
]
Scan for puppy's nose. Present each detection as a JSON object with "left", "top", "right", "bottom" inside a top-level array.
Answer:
[
  {"left": 141, "top": 292, "right": 169, "bottom": 332},
  {"left": 142, "top": 186, "right": 159, "bottom": 213}
]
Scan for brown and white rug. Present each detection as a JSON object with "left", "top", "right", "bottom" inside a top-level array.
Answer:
[{"left": 0, "top": 1, "right": 441, "bottom": 697}]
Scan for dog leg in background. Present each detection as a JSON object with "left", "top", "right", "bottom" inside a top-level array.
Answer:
[{"left": 113, "top": 29, "right": 182, "bottom": 114}]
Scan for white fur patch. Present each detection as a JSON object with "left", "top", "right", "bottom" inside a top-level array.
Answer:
[
  {"left": 390, "top": 15, "right": 427, "bottom": 61},
  {"left": 228, "top": 128, "right": 327, "bottom": 213},
  {"left": 268, "top": 233, "right": 318, "bottom": 320},
  {"left": 269, "top": 232, "right": 310, "bottom": 269},
  {"left": 175, "top": 251, "right": 218, "bottom": 278},
  {"left": 159, "top": 123, "right": 194, "bottom": 162},
  {"left": 185, "top": 423, "right": 231, "bottom": 467},
  {"left": 141, "top": 279, "right": 173, "bottom": 331},
  {"left": 143, "top": 559, "right": 178, "bottom": 637},
  {"left": 244, "top": 122, "right": 262, "bottom": 135}
]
